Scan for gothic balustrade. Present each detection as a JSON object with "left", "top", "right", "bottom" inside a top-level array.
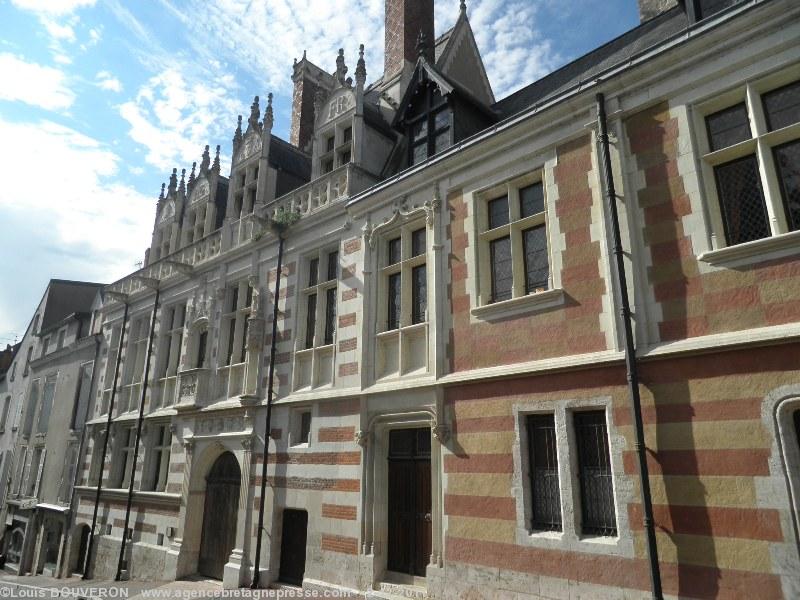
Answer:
[{"left": 267, "top": 162, "right": 376, "bottom": 219}]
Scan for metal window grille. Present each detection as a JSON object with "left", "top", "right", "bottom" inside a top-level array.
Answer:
[
  {"left": 489, "top": 236, "right": 512, "bottom": 302},
  {"left": 327, "top": 251, "right": 339, "bottom": 281},
  {"left": 520, "top": 183, "right": 545, "bottom": 218},
  {"left": 387, "top": 273, "right": 401, "bottom": 330},
  {"left": 574, "top": 411, "right": 617, "bottom": 536},
  {"left": 763, "top": 80, "right": 800, "bottom": 132},
  {"left": 713, "top": 155, "right": 770, "bottom": 245},
  {"left": 308, "top": 258, "right": 319, "bottom": 287},
  {"left": 773, "top": 140, "right": 800, "bottom": 232},
  {"left": 305, "top": 294, "right": 317, "bottom": 349},
  {"left": 522, "top": 226, "right": 549, "bottom": 293},
  {"left": 488, "top": 196, "right": 510, "bottom": 229},
  {"left": 526, "top": 415, "right": 562, "bottom": 532},
  {"left": 388, "top": 238, "right": 402, "bottom": 265},
  {"left": 705, "top": 103, "right": 750, "bottom": 151},
  {"left": 324, "top": 288, "right": 336, "bottom": 345},
  {"left": 411, "top": 228, "right": 426, "bottom": 257},
  {"left": 411, "top": 265, "right": 427, "bottom": 324}
]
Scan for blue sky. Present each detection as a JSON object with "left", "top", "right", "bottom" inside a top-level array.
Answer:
[{"left": 0, "top": 0, "right": 639, "bottom": 345}]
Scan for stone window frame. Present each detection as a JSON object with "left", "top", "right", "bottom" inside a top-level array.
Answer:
[
  {"left": 317, "top": 118, "right": 354, "bottom": 175},
  {"left": 292, "top": 245, "right": 340, "bottom": 391},
  {"left": 767, "top": 387, "right": 800, "bottom": 548},
  {"left": 511, "top": 396, "right": 634, "bottom": 558},
  {"left": 142, "top": 421, "right": 173, "bottom": 493},
  {"left": 373, "top": 216, "right": 431, "bottom": 380},
  {"left": 87, "top": 427, "right": 105, "bottom": 487},
  {"left": 217, "top": 279, "right": 253, "bottom": 400},
  {"left": 110, "top": 424, "right": 137, "bottom": 489},
  {"left": 465, "top": 155, "right": 566, "bottom": 322},
  {"left": 695, "top": 68, "right": 800, "bottom": 266},
  {"left": 289, "top": 406, "right": 313, "bottom": 448},
  {"left": 153, "top": 301, "right": 187, "bottom": 410},
  {"left": 98, "top": 323, "right": 121, "bottom": 417},
  {"left": 118, "top": 313, "right": 151, "bottom": 416}
]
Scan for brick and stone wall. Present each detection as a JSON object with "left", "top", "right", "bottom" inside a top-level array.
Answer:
[
  {"left": 625, "top": 102, "right": 800, "bottom": 343},
  {"left": 442, "top": 342, "right": 800, "bottom": 599}
]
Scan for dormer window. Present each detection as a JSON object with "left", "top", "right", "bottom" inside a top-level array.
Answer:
[{"left": 407, "top": 83, "right": 451, "bottom": 166}]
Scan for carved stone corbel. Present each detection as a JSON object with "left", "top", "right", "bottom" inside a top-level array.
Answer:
[
  {"left": 354, "top": 429, "right": 369, "bottom": 447},
  {"left": 432, "top": 423, "right": 450, "bottom": 444}
]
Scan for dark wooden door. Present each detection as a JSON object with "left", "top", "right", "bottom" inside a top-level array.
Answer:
[
  {"left": 387, "top": 428, "right": 431, "bottom": 576},
  {"left": 279, "top": 509, "right": 308, "bottom": 585},
  {"left": 198, "top": 452, "right": 240, "bottom": 580}
]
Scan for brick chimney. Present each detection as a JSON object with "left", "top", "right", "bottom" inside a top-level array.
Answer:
[
  {"left": 637, "top": 0, "right": 679, "bottom": 21},
  {"left": 290, "top": 56, "right": 333, "bottom": 152},
  {"left": 384, "top": 0, "right": 434, "bottom": 81}
]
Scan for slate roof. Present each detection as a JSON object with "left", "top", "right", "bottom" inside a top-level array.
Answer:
[
  {"left": 40, "top": 280, "right": 103, "bottom": 334},
  {"left": 269, "top": 135, "right": 312, "bottom": 180}
]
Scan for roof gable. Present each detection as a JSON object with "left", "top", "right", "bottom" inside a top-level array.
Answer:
[{"left": 436, "top": 10, "right": 495, "bottom": 105}]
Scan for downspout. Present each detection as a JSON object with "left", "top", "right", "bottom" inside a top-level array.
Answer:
[
  {"left": 115, "top": 287, "right": 161, "bottom": 581},
  {"left": 64, "top": 330, "right": 101, "bottom": 578},
  {"left": 251, "top": 231, "right": 285, "bottom": 589},
  {"left": 596, "top": 93, "right": 663, "bottom": 599},
  {"left": 84, "top": 300, "right": 129, "bottom": 580}
]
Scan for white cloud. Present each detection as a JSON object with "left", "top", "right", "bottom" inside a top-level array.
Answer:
[
  {"left": 0, "top": 53, "right": 74, "bottom": 110},
  {"left": 96, "top": 70, "right": 123, "bottom": 92},
  {"left": 41, "top": 18, "right": 76, "bottom": 42},
  {"left": 155, "top": 0, "right": 558, "bottom": 102},
  {"left": 0, "top": 116, "right": 154, "bottom": 285},
  {"left": 119, "top": 68, "right": 240, "bottom": 171},
  {"left": 10, "top": 0, "right": 96, "bottom": 17}
]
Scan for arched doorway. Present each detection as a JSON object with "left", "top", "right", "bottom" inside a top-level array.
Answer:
[{"left": 198, "top": 452, "right": 241, "bottom": 580}]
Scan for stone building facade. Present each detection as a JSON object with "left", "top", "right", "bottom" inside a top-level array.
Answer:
[
  {"left": 10, "top": 0, "right": 800, "bottom": 598},
  {"left": 1, "top": 280, "right": 102, "bottom": 576}
]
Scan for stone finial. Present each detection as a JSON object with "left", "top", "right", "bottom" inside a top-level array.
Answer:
[
  {"left": 264, "top": 92, "right": 274, "bottom": 131},
  {"left": 248, "top": 95, "right": 261, "bottom": 131},
  {"left": 212, "top": 145, "right": 221, "bottom": 172},
  {"left": 167, "top": 168, "right": 178, "bottom": 196},
  {"left": 416, "top": 31, "right": 429, "bottom": 59},
  {"left": 188, "top": 161, "right": 197, "bottom": 187},
  {"left": 335, "top": 48, "right": 348, "bottom": 86},
  {"left": 355, "top": 44, "right": 367, "bottom": 87},
  {"left": 158, "top": 182, "right": 165, "bottom": 201},
  {"left": 178, "top": 168, "right": 186, "bottom": 195},
  {"left": 460, "top": 0, "right": 467, "bottom": 15},
  {"left": 233, "top": 116, "right": 243, "bottom": 151},
  {"left": 200, "top": 144, "right": 211, "bottom": 173}
]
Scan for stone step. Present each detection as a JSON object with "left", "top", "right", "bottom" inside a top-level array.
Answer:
[{"left": 365, "top": 580, "right": 428, "bottom": 600}]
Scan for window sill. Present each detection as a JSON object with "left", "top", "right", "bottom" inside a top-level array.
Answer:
[
  {"left": 471, "top": 288, "right": 565, "bottom": 321},
  {"left": 698, "top": 230, "right": 800, "bottom": 268}
]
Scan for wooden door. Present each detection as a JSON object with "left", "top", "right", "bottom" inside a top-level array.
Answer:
[
  {"left": 279, "top": 509, "right": 308, "bottom": 585},
  {"left": 387, "top": 428, "right": 431, "bottom": 576},
  {"left": 198, "top": 452, "right": 240, "bottom": 580}
]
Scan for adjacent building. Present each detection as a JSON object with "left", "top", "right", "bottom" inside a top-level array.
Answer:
[
  {"left": 4, "top": 0, "right": 800, "bottom": 598},
  {"left": 1, "top": 280, "right": 102, "bottom": 576}
]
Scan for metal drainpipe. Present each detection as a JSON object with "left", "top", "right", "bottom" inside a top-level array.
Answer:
[
  {"left": 83, "top": 301, "right": 129, "bottom": 580},
  {"left": 251, "top": 232, "right": 285, "bottom": 589},
  {"left": 115, "top": 287, "right": 161, "bottom": 581},
  {"left": 596, "top": 92, "right": 663, "bottom": 599}
]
